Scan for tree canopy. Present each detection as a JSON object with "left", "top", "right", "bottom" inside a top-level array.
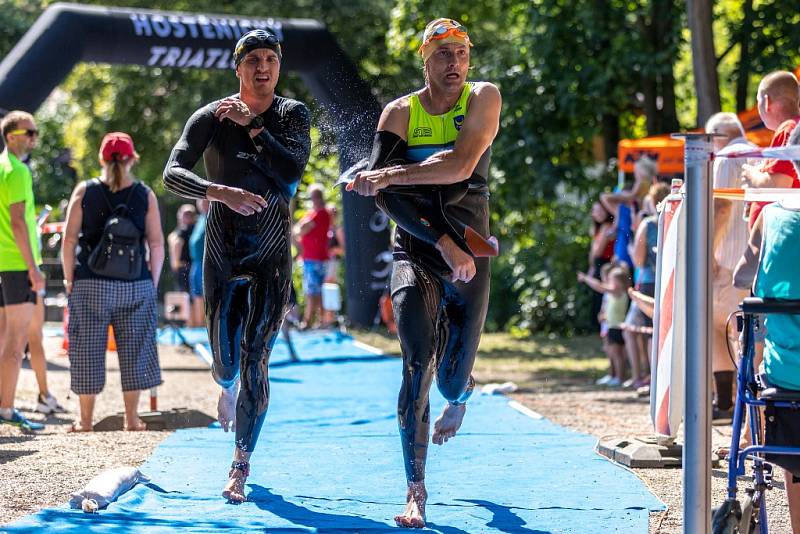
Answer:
[{"left": 1, "top": 0, "right": 797, "bottom": 334}]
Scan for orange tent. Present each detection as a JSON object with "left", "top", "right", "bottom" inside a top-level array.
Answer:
[
  {"left": 618, "top": 136, "right": 685, "bottom": 174},
  {"left": 617, "top": 67, "right": 800, "bottom": 174}
]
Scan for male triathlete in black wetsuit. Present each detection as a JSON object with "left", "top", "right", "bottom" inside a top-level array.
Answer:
[
  {"left": 163, "top": 29, "right": 311, "bottom": 502},
  {"left": 350, "top": 19, "right": 501, "bottom": 529}
]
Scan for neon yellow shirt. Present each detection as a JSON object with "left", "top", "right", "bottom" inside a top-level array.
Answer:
[
  {"left": 406, "top": 82, "right": 472, "bottom": 162},
  {"left": 0, "top": 150, "right": 41, "bottom": 271}
]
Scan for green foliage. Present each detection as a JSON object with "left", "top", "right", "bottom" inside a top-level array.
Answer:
[
  {"left": 1, "top": 0, "right": 797, "bottom": 334},
  {"left": 387, "top": 0, "right": 677, "bottom": 332}
]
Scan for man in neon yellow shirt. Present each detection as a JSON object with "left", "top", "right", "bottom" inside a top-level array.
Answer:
[
  {"left": 350, "top": 18, "right": 501, "bottom": 528},
  {"left": 0, "top": 110, "right": 45, "bottom": 432}
]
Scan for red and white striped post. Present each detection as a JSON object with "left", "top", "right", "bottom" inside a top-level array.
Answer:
[{"left": 651, "top": 179, "right": 685, "bottom": 441}]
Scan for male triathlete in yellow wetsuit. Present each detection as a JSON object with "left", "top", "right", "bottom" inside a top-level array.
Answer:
[{"left": 350, "top": 18, "right": 502, "bottom": 529}]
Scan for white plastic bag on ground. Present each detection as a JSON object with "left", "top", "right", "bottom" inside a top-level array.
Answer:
[
  {"left": 69, "top": 466, "right": 149, "bottom": 513},
  {"left": 480, "top": 381, "right": 518, "bottom": 395}
]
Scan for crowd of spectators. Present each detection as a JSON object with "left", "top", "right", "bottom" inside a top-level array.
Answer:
[
  {"left": 579, "top": 156, "right": 668, "bottom": 394},
  {"left": 0, "top": 119, "right": 346, "bottom": 433},
  {"left": 579, "top": 70, "right": 800, "bottom": 529},
  {"left": 2, "top": 65, "right": 800, "bottom": 531}
]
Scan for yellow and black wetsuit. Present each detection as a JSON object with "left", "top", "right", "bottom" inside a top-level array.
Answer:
[{"left": 370, "top": 82, "right": 493, "bottom": 483}]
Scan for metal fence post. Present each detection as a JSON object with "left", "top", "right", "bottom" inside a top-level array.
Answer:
[{"left": 673, "top": 133, "right": 715, "bottom": 534}]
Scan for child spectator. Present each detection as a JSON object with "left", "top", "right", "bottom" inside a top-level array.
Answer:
[{"left": 578, "top": 263, "right": 631, "bottom": 387}]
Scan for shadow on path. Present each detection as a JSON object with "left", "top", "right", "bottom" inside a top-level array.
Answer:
[
  {"left": 250, "top": 485, "right": 471, "bottom": 534},
  {"left": 459, "top": 499, "right": 553, "bottom": 534}
]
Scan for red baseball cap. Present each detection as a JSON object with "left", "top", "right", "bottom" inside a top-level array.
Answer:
[{"left": 99, "top": 132, "right": 138, "bottom": 162}]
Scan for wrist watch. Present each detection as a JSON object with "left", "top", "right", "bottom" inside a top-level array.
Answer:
[{"left": 247, "top": 115, "right": 264, "bottom": 130}]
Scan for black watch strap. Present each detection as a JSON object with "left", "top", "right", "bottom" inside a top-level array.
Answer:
[{"left": 248, "top": 115, "right": 264, "bottom": 130}]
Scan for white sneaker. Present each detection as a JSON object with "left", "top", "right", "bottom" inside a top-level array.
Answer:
[
  {"left": 606, "top": 377, "right": 622, "bottom": 387},
  {"left": 621, "top": 377, "right": 637, "bottom": 389},
  {"left": 36, "top": 393, "right": 66, "bottom": 415},
  {"left": 595, "top": 374, "right": 613, "bottom": 386}
]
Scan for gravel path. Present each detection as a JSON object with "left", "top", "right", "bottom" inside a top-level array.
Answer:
[
  {"left": 0, "top": 334, "right": 795, "bottom": 533},
  {"left": 0, "top": 336, "right": 217, "bottom": 524}
]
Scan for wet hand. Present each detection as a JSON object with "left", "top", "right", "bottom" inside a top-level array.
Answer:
[
  {"left": 436, "top": 236, "right": 476, "bottom": 283},
  {"left": 207, "top": 184, "right": 267, "bottom": 216},
  {"left": 347, "top": 170, "right": 390, "bottom": 196},
  {"left": 214, "top": 97, "right": 254, "bottom": 127}
]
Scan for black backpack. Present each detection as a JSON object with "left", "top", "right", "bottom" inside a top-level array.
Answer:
[{"left": 87, "top": 179, "right": 144, "bottom": 281}]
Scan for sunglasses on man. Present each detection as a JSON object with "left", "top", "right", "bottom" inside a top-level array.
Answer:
[
  {"left": 243, "top": 32, "right": 279, "bottom": 47},
  {"left": 9, "top": 128, "right": 38, "bottom": 138}
]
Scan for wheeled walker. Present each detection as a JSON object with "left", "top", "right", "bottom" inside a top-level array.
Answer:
[{"left": 712, "top": 297, "right": 800, "bottom": 533}]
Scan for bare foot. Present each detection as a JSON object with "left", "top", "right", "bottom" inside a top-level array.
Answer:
[
  {"left": 68, "top": 421, "right": 93, "bottom": 433},
  {"left": 217, "top": 385, "right": 237, "bottom": 432},
  {"left": 123, "top": 417, "right": 147, "bottom": 431},
  {"left": 394, "top": 481, "right": 427, "bottom": 528},
  {"left": 432, "top": 403, "right": 466, "bottom": 445},
  {"left": 222, "top": 465, "right": 248, "bottom": 502}
]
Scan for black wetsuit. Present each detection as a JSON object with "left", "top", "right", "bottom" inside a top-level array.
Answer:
[
  {"left": 164, "top": 94, "right": 311, "bottom": 452},
  {"left": 370, "top": 129, "right": 492, "bottom": 483}
]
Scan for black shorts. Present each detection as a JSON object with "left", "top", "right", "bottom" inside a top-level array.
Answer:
[
  {"left": 607, "top": 327, "right": 625, "bottom": 345},
  {"left": 0, "top": 271, "right": 36, "bottom": 307}
]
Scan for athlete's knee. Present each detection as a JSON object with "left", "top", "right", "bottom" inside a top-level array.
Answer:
[
  {"left": 438, "top": 373, "right": 475, "bottom": 404},
  {"left": 212, "top": 361, "right": 238, "bottom": 389}
]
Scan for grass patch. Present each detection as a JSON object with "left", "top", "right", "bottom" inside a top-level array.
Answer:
[{"left": 350, "top": 329, "right": 607, "bottom": 391}]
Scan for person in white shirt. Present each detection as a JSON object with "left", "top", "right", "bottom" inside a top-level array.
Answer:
[{"left": 705, "top": 112, "right": 755, "bottom": 422}]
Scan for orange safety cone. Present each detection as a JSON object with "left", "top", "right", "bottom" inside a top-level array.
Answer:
[
  {"left": 61, "top": 306, "right": 69, "bottom": 352},
  {"left": 107, "top": 326, "right": 117, "bottom": 352},
  {"left": 379, "top": 292, "right": 397, "bottom": 335},
  {"left": 62, "top": 308, "right": 117, "bottom": 352}
]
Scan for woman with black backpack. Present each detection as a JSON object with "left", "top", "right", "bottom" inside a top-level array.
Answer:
[{"left": 61, "top": 132, "right": 165, "bottom": 432}]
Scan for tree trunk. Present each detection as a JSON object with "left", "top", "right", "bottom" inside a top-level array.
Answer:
[
  {"left": 656, "top": 0, "right": 680, "bottom": 132},
  {"left": 735, "top": 0, "right": 754, "bottom": 112},
  {"left": 686, "top": 0, "right": 721, "bottom": 127},
  {"left": 643, "top": 75, "right": 660, "bottom": 135},
  {"left": 640, "top": 3, "right": 660, "bottom": 135},
  {"left": 602, "top": 113, "right": 620, "bottom": 161}
]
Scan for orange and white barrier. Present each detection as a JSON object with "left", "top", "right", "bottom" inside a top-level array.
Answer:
[
  {"left": 650, "top": 184, "right": 799, "bottom": 440},
  {"left": 713, "top": 187, "right": 800, "bottom": 202},
  {"left": 716, "top": 143, "right": 800, "bottom": 161},
  {"left": 651, "top": 190, "right": 686, "bottom": 440},
  {"left": 41, "top": 221, "right": 64, "bottom": 234}
]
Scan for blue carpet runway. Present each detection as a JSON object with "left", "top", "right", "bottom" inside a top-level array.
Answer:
[{"left": 5, "top": 331, "right": 663, "bottom": 533}]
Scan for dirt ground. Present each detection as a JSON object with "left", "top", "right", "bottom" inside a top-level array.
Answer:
[{"left": 0, "top": 331, "right": 794, "bottom": 533}]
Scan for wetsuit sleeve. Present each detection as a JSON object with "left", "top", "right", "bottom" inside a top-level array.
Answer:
[
  {"left": 253, "top": 102, "right": 312, "bottom": 189},
  {"left": 368, "top": 130, "right": 408, "bottom": 170},
  {"left": 163, "top": 106, "right": 216, "bottom": 199}
]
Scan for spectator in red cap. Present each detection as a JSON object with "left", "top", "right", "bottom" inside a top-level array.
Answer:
[{"left": 61, "top": 132, "right": 165, "bottom": 432}]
